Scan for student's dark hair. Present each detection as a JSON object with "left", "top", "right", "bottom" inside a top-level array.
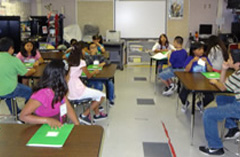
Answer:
[
  {"left": 206, "top": 35, "right": 228, "bottom": 61},
  {"left": 189, "top": 41, "right": 205, "bottom": 56},
  {"left": 92, "top": 35, "right": 98, "bottom": 40},
  {"left": 158, "top": 34, "right": 169, "bottom": 49},
  {"left": 0, "top": 37, "right": 14, "bottom": 52},
  {"left": 67, "top": 41, "right": 83, "bottom": 67},
  {"left": 174, "top": 36, "right": 184, "bottom": 45},
  {"left": 20, "top": 41, "right": 37, "bottom": 57},
  {"left": 33, "top": 60, "right": 68, "bottom": 109},
  {"left": 70, "top": 39, "right": 77, "bottom": 45}
]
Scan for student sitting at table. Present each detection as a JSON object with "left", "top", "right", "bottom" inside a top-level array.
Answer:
[
  {"left": 206, "top": 35, "right": 229, "bottom": 72},
  {"left": 16, "top": 41, "right": 44, "bottom": 66},
  {"left": 63, "top": 41, "right": 89, "bottom": 60},
  {"left": 159, "top": 36, "right": 188, "bottom": 96},
  {"left": 199, "top": 61, "right": 240, "bottom": 156},
  {"left": 62, "top": 38, "right": 78, "bottom": 59},
  {"left": 180, "top": 42, "right": 214, "bottom": 112},
  {"left": 20, "top": 60, "right": 80, "bottom": 128},
  {"left": 16, "top": 41, "right": 44, "bottom": 85},
  {"left": 0, "top": 37, "right": 35, "bottom": 114},
  {"left": 85, "top": 42, "right": 115, "bottom": 105},
  {"left": 67, "top": 42, "right": 107, "bottom": 125},
  {"left": 152, "top": 34, "right": 176, "bottom": 73},
  {"left": 92, "top": 34, "right": 106, "bottom": 55}
]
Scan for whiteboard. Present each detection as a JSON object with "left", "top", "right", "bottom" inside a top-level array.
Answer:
[{"left": 115, "top": 0, "right": 166, "bottom": 38}]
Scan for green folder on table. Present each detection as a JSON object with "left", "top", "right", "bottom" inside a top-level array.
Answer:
[
  {"left": 87, "top": 65, "right": 103, "bottom": 71},
  {"left": 201, "top": 72, "right": 220, "bottom": 79},
  {"left": 24, "top": 62, "right": 34, "bottom": 69},
  {"left": 26, "top": 124, "right": 74, "bottom": 148}
]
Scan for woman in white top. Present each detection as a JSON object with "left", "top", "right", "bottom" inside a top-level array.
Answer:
[
  {"left": 206, "top": 35, "right": 229, "bottom": 72},
  {"left": 152, "top": 34, "right": 175, "bottom": 72}
]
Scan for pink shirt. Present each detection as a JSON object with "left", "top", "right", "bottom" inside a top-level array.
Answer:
[
  {"left": 31, "top": 88, "right": 65, "bottom": 118},
  {"left": 16, "top": 50, "right": 41, "bottom": 63},
  {"left": 68, "top": 59, "right": 86, "bottom": 100}
]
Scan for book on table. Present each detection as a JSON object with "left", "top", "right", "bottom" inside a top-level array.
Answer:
[
  {"left": 26, "top": 124, "right": 74, "bottom": 148},
  {"left": 201, "top": 72, "right": 220, "bottom": 79},
  {"left": 87, "top": 65, "right": 103, "bottom": 71},
  {"left": 24, "top": 62, "right": 34, "bottom": 69}
]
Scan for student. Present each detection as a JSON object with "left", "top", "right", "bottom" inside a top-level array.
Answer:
[
  {"left": 85, "top": 42, "right": 115, "bottom": 105},
  {"left": 152, "top": 34, "right": 175, "bottom": 72},
  {"left": 159, "top": 36, "right": 188, "bottom": 96},
  {"left": 16, "top": 41, "right": 44, "bottom": 85},
  {"left": 199, "top": 61, "right": 240, "bottom": 156},
  {"left": 63, "top": 38, "right": 78, "bottom": 59},
  {"left": 16, "top": 41, "right": 44, "bottom": 66},
  {"left": 92, "top": 34, "right": 106, "bottom": 55},
  {"left": 206, "top": 35, "right": 229, "bottom": 72},
  {"left": 63, "top": 41, "right": 89, "bottom": 59},
  {"left": 152, "top": 34, "right": 175, "bottom": 53},
  {"left": 180, "top": 42, "right": 214, "bottom": 112},
  {"left": 0, "top": 37, "right": 35, "bottom": 114},
  {"left": 20, "top": 60, "right": 80, "bottom": 128},
  {"left": 67, "top": 42, "right": 107, "bottom": 125}
]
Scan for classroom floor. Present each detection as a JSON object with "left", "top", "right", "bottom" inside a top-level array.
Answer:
[{"left": 0, "top": 65, "right": 239, "bottom": 157}]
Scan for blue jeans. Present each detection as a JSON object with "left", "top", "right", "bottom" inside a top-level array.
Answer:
[
  {"left": 0, "top": 83, "right": 32, "bottom": 114},
  {"left": 87, "top": 80, "right": 114, "bottom": 102},
  {"left": 203, "top": 95, "right": 240, "bottom": 148},
  {"left": 158, "top": 67, "right": 184, "bottom": 80}
]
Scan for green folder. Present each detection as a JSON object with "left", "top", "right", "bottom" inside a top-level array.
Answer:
[
  {"left": 81, "top": 71, "right": 95, "bottom": 77},
  {"left": 26, "top": 124, "right": 74, "bottom": 148},
  {"left": 162, "top": 51, "right": 168, "bottom": 55},
  {"left": 24, "top": 62, "right": 34, "bottom": 69},
  {"left": 87, "top": 65, "right": 103, "bottom": 71},
  {"left": 202, "top": 72, "right": 220, "bottom": 79}
]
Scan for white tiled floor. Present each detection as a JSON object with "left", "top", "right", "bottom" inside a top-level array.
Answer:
[{"left": 0, "top": 65, "right": 238, "bottom": 157}]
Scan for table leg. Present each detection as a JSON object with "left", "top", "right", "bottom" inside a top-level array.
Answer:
[
  {"left": 105, "top": 80, "right": 109, "bottom": 114},
  {"left": 191, "top": 92, "right": 196, "bottom": 146},
  {"left": 149, "top": 58, "right": 153, "bottom": 81}
]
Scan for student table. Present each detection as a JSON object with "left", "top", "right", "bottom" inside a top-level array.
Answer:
[
  {"left": 0, "top": 124, "right": 103, "bottom": 156},
  {"left": 174, "top": 71, "right": 233, "bottom": 145},
  {"left": 25, "top": 63, "right": 117, "bottom": 100}
]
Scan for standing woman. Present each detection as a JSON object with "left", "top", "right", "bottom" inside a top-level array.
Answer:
[
  {"left": 206, "top": 35, "right": 229, "bottom": 72},
  {"left": 152, "top": 34, "right": 175, "bottom": 72}
]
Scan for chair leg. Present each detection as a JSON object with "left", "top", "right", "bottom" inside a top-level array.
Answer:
[
  {"left": 88, "top": 102, "right": 94, "bottom": 125},
  {"left": 11, "top": 98, "right": 18, "bottom": 120},
  {"left": 220, "top": 119, "right": 226, "bottom": 140}
]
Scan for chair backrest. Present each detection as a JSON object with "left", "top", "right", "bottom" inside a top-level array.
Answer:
[{"left": 229, "top": 43, "right": 240, "bottom": 63}]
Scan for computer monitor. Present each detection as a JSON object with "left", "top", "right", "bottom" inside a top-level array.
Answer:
[{"left": 199, "top": 24, "right": 212, "bottom": 35}]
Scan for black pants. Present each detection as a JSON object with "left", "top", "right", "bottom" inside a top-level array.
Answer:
[{"left": 179, "top": 87, "right": 214, "bottom": 107}]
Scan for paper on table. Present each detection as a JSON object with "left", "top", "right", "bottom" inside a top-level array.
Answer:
[{"left": 151, "top": 50, "right": 170, "bottom": 60}]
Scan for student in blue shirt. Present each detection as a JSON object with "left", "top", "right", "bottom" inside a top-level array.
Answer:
[
  {"left": 180, "top": 42, "right": 214, "bottom": 112},
  {"left": 85, "top": 42, "right": 115, "bottom": 106},
  {"left": 92, "top": 35, "right": 106, "bottom": 55},
  {"left": 159, "top": 36, "right": 188, "bottom": 96}
]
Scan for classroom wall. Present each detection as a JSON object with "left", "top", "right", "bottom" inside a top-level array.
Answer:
[
  {"left": 167, "top": 0, "right": 189, "bottom": 46},
  {"left": 189, "top": 0, "right": 218, "bottom": 35},
  {"left": 31, "top": 0, "right": 77, "bottom": 27},
  {"left": 0, "top": 0, "right": 31, "bottom": 21},
  {"left": 77, "top": 0, "right": 113, "bottom": 37}
]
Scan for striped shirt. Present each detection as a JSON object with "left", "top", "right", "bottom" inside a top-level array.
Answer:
[{"left": 225, "top": 70, "right": 240, "bottom": 101}]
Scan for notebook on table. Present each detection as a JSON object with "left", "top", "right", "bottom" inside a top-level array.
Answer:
[
  {"left": 87, "top": 65, "right": 103, "bottom": 71},
  {"left": 26, "top": 124, "right": 74, "bottom": 148},
  {"left": 201, "top": 72, "right": 220, "bottom": 79},
  {"left": 24, "top": 62, "right": 34, "bottom": 69}
]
